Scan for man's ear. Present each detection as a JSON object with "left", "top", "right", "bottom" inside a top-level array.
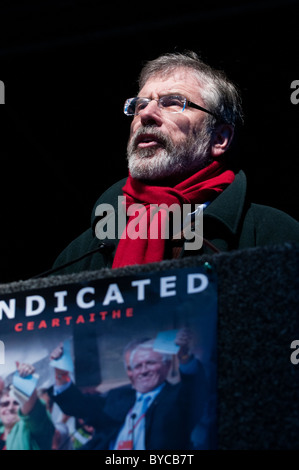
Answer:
[{"left": 210, "top": 124, "right": 234, "bottom": 158}]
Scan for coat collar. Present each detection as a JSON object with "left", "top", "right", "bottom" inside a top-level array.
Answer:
[{"left": 203, "top": 170, "right": 247, "bottom": 235}]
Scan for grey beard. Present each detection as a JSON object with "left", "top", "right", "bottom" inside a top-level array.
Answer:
[{"left": 126, "top": 125, "right": 212, "bottom": 181}]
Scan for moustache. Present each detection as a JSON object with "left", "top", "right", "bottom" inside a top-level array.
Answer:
[{"left": 129, "top": 126, "right": 172, "bottom": 152}]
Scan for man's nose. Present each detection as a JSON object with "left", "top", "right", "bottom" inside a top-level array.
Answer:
[
  {"left": 139, "top": 100, "right": 163, "bottom": 127},
  {"left": 139, "top": 362, "right": 150, "bottom": 374}
]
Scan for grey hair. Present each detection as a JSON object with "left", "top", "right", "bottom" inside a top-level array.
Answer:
[
  {"left": 138, "top": 51, "right": 244, "bottom": 128},
  {"left": 129, "top": 339, "right": 172, "bottom": 368}
]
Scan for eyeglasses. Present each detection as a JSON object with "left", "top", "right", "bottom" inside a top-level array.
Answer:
[
  {"left": 124, "top": 94, "right": 218, "bottom": 119},
  {"left": 0, "top": 400, "right": 19, "bottom": 408}
]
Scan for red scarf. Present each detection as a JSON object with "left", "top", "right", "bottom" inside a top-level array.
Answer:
[{"left": 112, "top": 161, "right": 235, "bottom": 268}]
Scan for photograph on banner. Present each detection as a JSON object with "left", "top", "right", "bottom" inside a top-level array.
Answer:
[{"left": 0, "top": 266, "right": 217, "bottom": 450}]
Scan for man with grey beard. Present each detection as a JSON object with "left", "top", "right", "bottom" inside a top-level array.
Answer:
[
  {"left": 52, "top": 51, "right": 299, "bottom": 274},
  {"left": 126, "top": 121, "right": 212, "bottom": 181}
]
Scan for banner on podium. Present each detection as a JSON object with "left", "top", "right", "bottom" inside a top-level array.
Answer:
[{"left": 0, "top": 265, "right": 218, "bottom": 450}]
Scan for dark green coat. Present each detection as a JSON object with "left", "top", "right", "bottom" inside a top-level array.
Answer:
[{"left": 53, "top": 171, "right": 299, "bottom": 274}]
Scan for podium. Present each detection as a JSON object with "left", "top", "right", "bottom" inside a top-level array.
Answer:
[{"left": 0, "top": 243, "right": 298, "bottom": 450}]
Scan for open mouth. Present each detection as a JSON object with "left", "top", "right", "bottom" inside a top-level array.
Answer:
[{"left": 135, "top": 133, "right": 165, "bottom": 150}]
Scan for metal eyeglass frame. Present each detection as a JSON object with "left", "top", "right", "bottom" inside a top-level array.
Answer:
[{"left": 124, "top": 94, "right": 218, "bottom": 119}]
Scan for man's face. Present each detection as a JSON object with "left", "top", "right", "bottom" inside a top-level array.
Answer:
[
  {"left": 127, "top": 68, "right": 213, "bottom": 182},
  {"left": 130, "top": 348, "right": 170, "bottom": 393},
  {"left": 0, "top": 394, "right": 20, "bottom": 429}
]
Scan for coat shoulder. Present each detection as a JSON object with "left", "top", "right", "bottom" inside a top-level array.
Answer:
[{"left": 248, "top": 202, "right": 299, "bottom": 245}]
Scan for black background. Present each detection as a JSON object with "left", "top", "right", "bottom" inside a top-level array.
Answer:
[{"left": 0, "top": 0, "right": 298, "bottom": 283}]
